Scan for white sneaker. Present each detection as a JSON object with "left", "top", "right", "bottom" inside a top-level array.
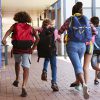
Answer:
[
  {"left": 75, "top": 84, "right": 82, "bottom": 91},
  {"left": 83, "top": 84, "right": 89, "bottom": 99}
]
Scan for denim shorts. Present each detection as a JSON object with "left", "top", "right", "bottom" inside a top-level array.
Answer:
[
  {"left": 85, "top": 43, "right": 94, "bottom": 54},
  {"left": 14, "top": 54, "right": 31, "bottom": 68},
  {"left": 91, "top": 54, "right": 100, "bottom": 67}
]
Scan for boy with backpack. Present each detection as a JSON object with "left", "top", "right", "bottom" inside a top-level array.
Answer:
[
  {"left": 2, "top": 11, "right": 39, "bottom": 97},
  {"left": 91, "top": 16, "right": 100, "bottom": 85},
  {"left": 36, "top": 19, "right": 60, "bottom": 91}
]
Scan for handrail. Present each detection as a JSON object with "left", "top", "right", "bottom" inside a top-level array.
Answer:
[{"left": 1, "top": 45, "right": 8, "bottom": 65}]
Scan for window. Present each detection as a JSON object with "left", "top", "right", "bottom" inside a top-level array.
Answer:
[
  {"left": 78, "top": 0, "right": 92, "bottom": 19},
  {"left": 96, "top": 0, "right": 100, "bottom": 7},
  {"left": 96, "top": 8, "right": 100, "bottom": 16},
  {"left": 78, "top": 0, "right": 91, "bottom": 7},
  {"left": 83, "top": 8, "right": 92, "bottom": 19}
]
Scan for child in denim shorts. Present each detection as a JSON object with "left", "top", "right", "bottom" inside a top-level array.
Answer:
[
  {"left": 91, "top": 16, "right": 100, "bottom": 85},
  {"left": 2, "top": 11, "right": 39, "bottom": 97}
]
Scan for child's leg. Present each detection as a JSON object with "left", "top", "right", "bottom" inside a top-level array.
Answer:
[
  {"left": 91, "top": 54, "right": 100, "bottom": 84},
  {"left": 22, "top": 67, "right": 29, "bottom": 88},
  {"left": 41, "top": 58, "right": 49, "bottom": 81},
  {"left": 50, "top": 56, "right": 59, "bottom": 91},
  {"left": 15, "top": 62, "right": 20, "bottom": 81},
  {"left": 21, "top": 54, "right": 31, "bottom": 88},
  {"left": 94, "top": 67, "right": 99, "bottom": 85},
  {"left": 21, "top": 54, "right": 31, "bottom": 97},
  {"left": 50, "top": 56, "right": 57, "bottom": 83},
  {"left": 83, "top": 53, "right": 92, "bottom": 85},
  {"left": 95, "top": 70, "right": 98, "bottom": 80},
  {"left": 91, "top": 55, "right": 100, "bottom": 71},
  {"left": 43, "top": 58, "right": 49, "bottom": 72},
  {"left": 13, "top": 54, "right": 21, "bottom": 87}
]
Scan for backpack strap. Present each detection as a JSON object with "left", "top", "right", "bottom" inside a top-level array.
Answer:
[{"left": 69, "top": 16, "right": 73, "bottom": 27}]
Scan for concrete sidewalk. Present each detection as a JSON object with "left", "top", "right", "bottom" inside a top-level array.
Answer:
[{"left": 0, "top": 52, "right": 100, "bottom": 100}]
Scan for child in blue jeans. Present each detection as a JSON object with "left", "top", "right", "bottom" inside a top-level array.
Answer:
[{"left": 37, "top": 19, "right": 60, "bottom": 91}]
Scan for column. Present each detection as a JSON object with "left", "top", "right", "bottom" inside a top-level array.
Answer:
[
  {"left": 0, "top": 0, "right": 2, "bottom": 68},
  {"left": 92, "top": 0, "right": 96, "bottom": 16},
  {"left": 55, "top": 3, "right": 58, "bottom": 29},
  {"left": 60, "top": 0, "right": 75, "bottom": 56},
  {"left": 60, "top": 0, "right": 64, "bottom": 56}
]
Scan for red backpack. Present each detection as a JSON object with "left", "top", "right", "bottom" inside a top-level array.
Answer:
[{"left": 12, "top": 23, "right": 34, "bottom": 49}]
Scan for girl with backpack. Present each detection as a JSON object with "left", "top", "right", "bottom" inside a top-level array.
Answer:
[
  {"left": 70, "top": 16, "right": 97, "bottom": 90},
  {"left": 36, "top": 19, "right": 60, "bottom": 92},
  {"left": 2, "top": 11, "right": 39, "bottom": 97},
  {"left": 58, "top": 2, "right": 93, "bottom": 99}
]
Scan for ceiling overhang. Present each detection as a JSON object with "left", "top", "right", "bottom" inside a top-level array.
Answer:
[{"left": 2, "top": 0, "right": 57, "bottom": 14}]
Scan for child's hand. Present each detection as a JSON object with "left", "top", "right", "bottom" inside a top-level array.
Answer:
[
  {"left": 1, "top": 39, "right": 7, "bottom": 45},
  {"left": 57, "top": 38, "right": 61, "bottom": 43}
]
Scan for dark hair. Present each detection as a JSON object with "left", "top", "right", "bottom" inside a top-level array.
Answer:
[
  {"left": 42, "top": 19, "right": 52, "bottom": 28},
  {"left": 72, "top": 2, "right": 83, "bottom": 15},
  {"left": 91, "top": 16, "right": 99, "bottom": 27},
  {"left": 13, "top": 11, "right": 32, "bottom": 23}
]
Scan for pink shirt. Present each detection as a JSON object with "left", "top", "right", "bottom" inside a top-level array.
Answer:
[
  {"left": 54, "top": 29, "right": 61, "bottom": 41},
  {"left": 86, "top": 23, "right": 98, "bottom": 45}
]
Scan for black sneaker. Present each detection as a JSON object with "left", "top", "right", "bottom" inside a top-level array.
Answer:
[
  {"left": 20, "top": 88, "right": 27, "bottom": 97},
  {"left": 12, "top": 80, "right": 19, "bottom": 87},
  {"left": 41, "top": 70, "right": 47, "bottom": 81},
  {"left": 70, "top": 82, "right": 79, "bottom": 87},
  {"left": 51, "top": 83, "right": 59, "bottom": 92},
  {"left": 94, "top": 80, "right": 99, "bottom": 85}
]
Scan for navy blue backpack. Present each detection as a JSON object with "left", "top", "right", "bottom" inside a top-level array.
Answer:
[{"left": 67, "top": 15, "right": 92, "bottom": 42}]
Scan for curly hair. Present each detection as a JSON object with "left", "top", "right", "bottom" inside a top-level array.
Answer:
[
  {"left": 13, "top": 11, "right": 32, "bottom": 23},
  {"left": 42, "top": 18, "right": 52, "bottom": 28},
  {"left": 91, "top": 16, "right": 99, "bottom": 27}
]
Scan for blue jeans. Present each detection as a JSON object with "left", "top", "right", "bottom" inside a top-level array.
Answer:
[
  {"left": 43, "top": 56, "right": 57, "bottom": 83},
  {"left": 66, "top": 41, "right": 86, "bottom": 75}
]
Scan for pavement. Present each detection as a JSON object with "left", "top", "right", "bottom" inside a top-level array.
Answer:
[{"left": 0, "top": 51, "right": 100, "bottom": 100}]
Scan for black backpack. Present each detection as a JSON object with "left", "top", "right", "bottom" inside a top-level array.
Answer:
[{"left": 37, "top": 27, "right": 56, "bottom": 62}]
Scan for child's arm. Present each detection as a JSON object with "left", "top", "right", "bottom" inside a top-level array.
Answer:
[
  {"left": 2, "top": 25, "right": 14, "bottom": 45},
  {"left": 54, "top": 29, "right": 61, "bottom": 42},
  {"left": 58, "top": 19, "right": 69, "bottom": 35},
  {"left": 91, "top": 23, "right": 98, "bottom": 35}
]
